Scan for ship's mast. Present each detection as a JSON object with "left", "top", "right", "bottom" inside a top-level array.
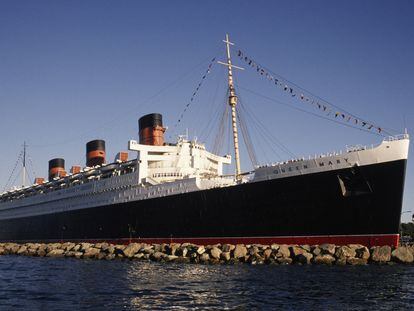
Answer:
[
  {"left": 218, "top": 34, "right": 244, "bottom": 180},
  {"left": 22, "top": 141, "right": 27, "bottom": 187}
]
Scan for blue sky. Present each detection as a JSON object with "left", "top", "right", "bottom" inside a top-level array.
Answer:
[{"left": 1, "top": 1, "right": 413, "bottom": 221}]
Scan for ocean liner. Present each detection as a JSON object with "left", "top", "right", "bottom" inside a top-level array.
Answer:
[{"left": 0, "top": 35, "right": 409, "bottom": 247}]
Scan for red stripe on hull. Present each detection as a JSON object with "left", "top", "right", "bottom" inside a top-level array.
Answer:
[{"left": 40, "top": 234, "right": 399, "bottom": 247}]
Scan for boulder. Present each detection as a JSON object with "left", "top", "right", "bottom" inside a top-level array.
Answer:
[
  {"left": 335, "top": 246, "right": 356, "bottom": 260},
  {"left": 356, "top": 246, "right": 370, "bottom": 260},
  {"left": 196, "top": 245, "right": 206, "bottom": 255},
  {"left": 277, "top": 257, "right": 293, "bottom": 265},
  {"left": 392, "top": 247, "right": 414, "bottom": 264},
  {"left": 123, "top": 243, "right": 141, "bottom": 258},
  {"left": 221, "top": 252, "right": 231, "bottom": 261},
  {"left": 313, "top": 254, "right": 335, "bottom": 265},
  {"left": 222, "top": 244, "right": 235, "bottom": 252},
  {"left": 46, "top": 249, "right": 65, "bottom": 258},
  {"left": 17, "top": 246, "right": 28, "bottom": 256},
  {"left": 263, "top": 248, "right": 272, "bottom": 260},
  {"left": 210, "top": 247, "right": 222, "bottom": 260},
  {"left": 312, "top": 246, "right": 322, "bottom": 256},
  {"left": 296, "top": 252, "right": 313, "bottom": 264},
  {"left": 200, "top": 253, "right": 210, "bottom": 263},
  {"left": 80, "top": 243, "right": 92, "bottom": 252},
  {"left": 270, "top": 244, "right": 280, "bottom": 251},
  {"left": 320, "top": 244, "right": 336, "bottom": 255},
  {"left": 277, "top": 245, "right": 290, "bottom": 258},
  {"left": 151, "top": 251, "right": 165, "bottom": 261},
  {"left": 233, "top": 244, "right": 248, "bottom": 259},
  {"left": 371, "top": 246, "right": 391, "bottom": 263},
  {"left": 176, "top": 247, "right": 188, "bottom": 257},
  {"left": 167, "top": 243, "right": 181, "bottom": 256},
  {"left": 83, "top": 247, "right": 101, "bottom": 259},
  {"left": 347, "top": 258, "right": 367, "bottom": 265}
]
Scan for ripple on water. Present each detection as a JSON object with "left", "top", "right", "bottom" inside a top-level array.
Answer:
[{"left": 0, "top": 256, "right": 413, "bottom": 310}]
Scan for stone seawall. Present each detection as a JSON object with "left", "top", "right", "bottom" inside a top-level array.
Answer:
[{"left": 1, "top": 242, "right": 413, "bottom": 265}]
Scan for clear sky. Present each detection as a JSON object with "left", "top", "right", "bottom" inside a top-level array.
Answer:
[{"left": 1, "top": 1, "right": 413, "bottom": 221}]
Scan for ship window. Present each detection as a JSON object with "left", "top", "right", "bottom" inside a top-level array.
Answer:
[
  {"left": 328, "top": 161, "right": 333, "bottom": 165},
  {"left": 303, "top": 165, "right": 308, "bottom": 169},
  {"left": 288, "top": 167, "right": 292, "bottom": 172},
  {"left": 296, "top": 166, "right": 299, "bottom": 170},
  {"left": 337, "top": 159, "right": 341, "bottom": 164},
  {"left": 273, "top": 170, "right": 279, "bottom": 174},
  {"left": 319, "top": 162, "right": 324, "bottom": 167},
  {"left": 281, "top": 168, "right": 285, "bottom": 173}
]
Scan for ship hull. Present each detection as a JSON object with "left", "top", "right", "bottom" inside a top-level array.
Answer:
[{"left": 0, "top": 159, "right": 406, "bottom": 247}]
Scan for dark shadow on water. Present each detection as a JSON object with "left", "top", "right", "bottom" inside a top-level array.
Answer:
[{"left": 0, "top": 256, "right": 413, "bottom": 310}]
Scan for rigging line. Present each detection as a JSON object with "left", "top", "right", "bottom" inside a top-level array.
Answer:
[
  {"left": 236, "top": 48, "right": 390, "bottom": 133},
  {"left": 236, "top": 108, "right": 258, "bottom": 167},
  {"left": 200, "top": 89, "right": 228, "bottom": 143},
  {"left": 10, "top": 168, "right": 22, "bottom": 189},
  {"left": 2, "top": 151, "right": 24, "bottom": 192},
  {"left": 238, "top": 97, "right": 297, "bottom": 158},
  {"left": 238, "top": 85, "right": 385, "bottom": 138},
  {"left": 30, "top": 55, "right": 219, "bottom": 149},
  {"left": 238, "top": 102, "right": 284, "bottom": 161}
]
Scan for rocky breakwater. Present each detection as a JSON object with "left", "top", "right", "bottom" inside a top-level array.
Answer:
[{"left": 0, "top": 242, "right": 413, "bottom": 265}]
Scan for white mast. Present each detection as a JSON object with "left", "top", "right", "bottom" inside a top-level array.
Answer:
[{"left": 218, "top": 34, "right": 244, "bottom": 180}]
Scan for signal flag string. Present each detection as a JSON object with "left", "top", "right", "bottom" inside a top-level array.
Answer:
[
  {"left": 172, "top": 57, "right": 216, "bottom": 132},
  {"left": 236, "top": 49, "right": 389, "bottom": 136}
]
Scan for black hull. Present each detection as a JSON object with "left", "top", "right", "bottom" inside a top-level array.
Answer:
[{"left": 0, "top": 160, "right": 407, "bottom": 246}]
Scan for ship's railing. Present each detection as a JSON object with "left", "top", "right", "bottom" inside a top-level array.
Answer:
[{"left": 384, "top": 133, "right": 410, "bottom": 141}]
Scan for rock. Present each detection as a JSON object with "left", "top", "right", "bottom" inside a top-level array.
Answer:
[
  {"left": 37, "top": 249, "right": 47, "bottom": 257},
  {"left": 83, "top": 247, "right": 101, "bottom": 259},
  {"left": 312, "top": 246, "right": 322, "bottom": 256},
  {"left": 248, "top": 246, "right": 260, "bottom": 256},
  {"left": 277, "top": 257, "right": 293, "bottom": 265},
  {"left": 133, "top": 253, "right": 145, "bottom": 260},
  {"left": 74, "top": 252, "right": 83, "bottom": 259},
  {"left": 176, "top": 247, "right": 188, "bottom": 257},
  {"left": 196, "top": 245, "right": 206, "bottom": 255},
  {"left": 17, "top": 246, "right": 28, "bottom": 256},
  {"left": 371, "top": 246, "right": 392, "bottom": 263},
  {"left": 222, "top": 244, "right": 235, "bottom": 252},
  {"left": 200, "top": 253, "right": 210, "bottom": 263},
  {"left": 233, "top": 244, "right": 248, "bottom": 259},
  {"left": 392, "top": 247, "right": 414, "bottom": 264},
  {"left": 263, "top": 248, "right": 272, "bottom": 260},
  {"left": 271, "top": 244, "right": 280, "bottom": 251},
  {"left": 46, "top": 249, "right": 65, "bottom": 258},
  {"left": 167, "top": 243, "right": 181, "bottom": 256},
  {"left": 65, "top": 251, "right": 76, "bottom": 257},
  {"left": 356, "top": 246, "right": 370, "bottom": 260},
  {"left": 335, "top": 246, "right": 356, "bottom": 260},
  {"left": 313, "top": 254, "right": 335, "bottom": 265},
  {"left": 221, "top": 252, "right": 231, "bottom": 261},
  {"left": 290, "top": 246, "right": 305, "bottom": 257},
  {"left": 73, "top": 244, "right": 82, "bottom": 252},
  {"left": 277, "top": 245, "right": 291, "bottom": 258},
  {"left": 151, "top": 251, "right": 165, "bottom": 261},
  {"left": 347, "top": 258, "right": 367, "bottom": 265},
  {"left": 166, "top": 255, "right": 178, "bottom": 262},
  {"left": 296, "top": 252, "right": 313, "bottom": 264},
  {"left": 335, "top": 258, "right": 347, "bottom": 266},
  {"left": 123, "top": 243, "right": 142, "bottom": 258},
  {"left": 210, "top": 247, "right": 222, "bottom": 260},
  {"left": 301, "top": 245, "right": 311, "bottom": 252},
  {"left": 320, "top": 244, "right": 336, "bottom": 255},
  {"left": 62, "top": 242, "right": 76, "bottom": 251},
  {"left": 80, "top": 243, "right": 92, "bottom": 252}
]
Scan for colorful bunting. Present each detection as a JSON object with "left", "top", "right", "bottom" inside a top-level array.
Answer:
[{"left": 236, "top": 49, "right": 384, "bottom": 134}]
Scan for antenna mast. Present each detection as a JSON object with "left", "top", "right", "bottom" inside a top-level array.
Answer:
[
  {"left": 218, "top": 34, "right": 244, "bottom": 180},
  {"left": 22, "top": 141, "right": 27, "bottom": 187}
]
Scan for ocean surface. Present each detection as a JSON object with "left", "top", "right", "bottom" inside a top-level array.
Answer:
[{"left": 0, "top": 256, "right": 413, "bottom": 310}]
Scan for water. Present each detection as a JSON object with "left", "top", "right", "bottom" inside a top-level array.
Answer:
[{"left": 0, "top": 256, "right": 413, "bottom": 310}]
